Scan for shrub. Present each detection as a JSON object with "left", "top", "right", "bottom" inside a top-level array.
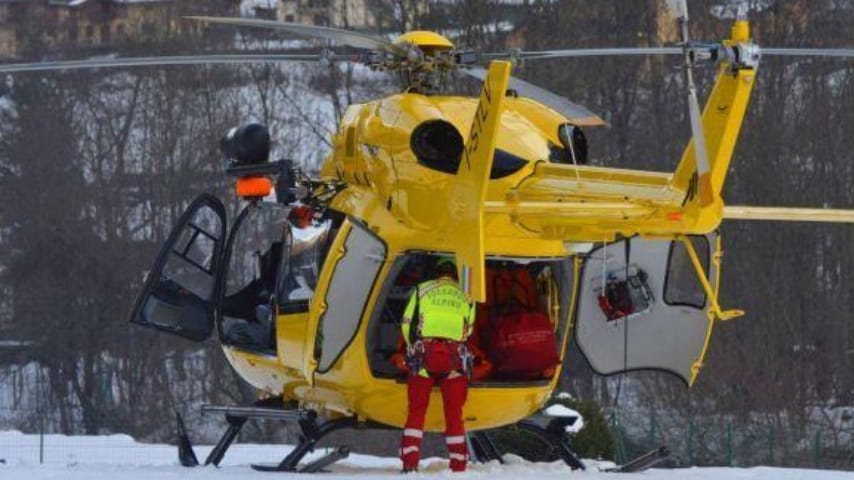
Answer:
[{"left": 485, "top": 394, "right": 614, "bottom": 462}]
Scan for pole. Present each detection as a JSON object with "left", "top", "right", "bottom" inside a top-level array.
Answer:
[
  {"left": 648, "top": 412, "right": 657, "bottom": 448},
  {"left": 726, "top": 422, "right": 733, "bottom": 467},
  {"left": 768, "top": 425, "right": 774, "bottom": 466},
  {"left": 687, "top": 420, "right": 694, "bottom": 466},
  {"left": 37, "top": 366, "right": 44, "bottom": 464},
  {"left": 812, "top": 430, "right": 821, "bottom": 468}
]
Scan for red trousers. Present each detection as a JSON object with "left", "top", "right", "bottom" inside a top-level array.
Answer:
[{"left": 400, "top": 373, "right": 468, "bottom": 472}]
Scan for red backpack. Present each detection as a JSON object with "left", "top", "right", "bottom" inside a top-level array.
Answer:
[
  {"left": 487, "top": 308, "right": 560, "bottom": 379},
  {"left": 484, "top": 267, "right": 560, "bottom": 379}
]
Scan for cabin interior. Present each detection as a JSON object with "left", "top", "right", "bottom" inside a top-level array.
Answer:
[
  {"left": 366, "top": 253, "right": 572, "bottom": 385},
  {"left": 213, "top": 202, "right": 570, "bottom": 385}
]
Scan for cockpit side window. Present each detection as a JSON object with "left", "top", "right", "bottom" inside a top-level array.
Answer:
[
  {"left": 220, "top": 202, "right": 290, "bottom": 352},
  {"left": 277, "top": 218, "right": 332, "bottom": 311}
]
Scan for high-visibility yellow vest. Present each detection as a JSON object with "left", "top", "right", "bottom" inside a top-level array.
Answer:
[{"left": 402, "top": 277, "right": 474, "bottom": 346}]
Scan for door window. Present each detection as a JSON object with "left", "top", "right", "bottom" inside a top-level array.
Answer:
[
  {"left": 315, "top": 222, "right": 386, "bottom": 373},
  {"left": 130, "top": 194, "right": 226, "bottom": 342},
  {"left": 277, "top": 218, "right": 332, "bottom": 310}
]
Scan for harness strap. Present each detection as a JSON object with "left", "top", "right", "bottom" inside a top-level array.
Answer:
[{"left": 409, "top": 283, "right": 421, "bottom": 346}]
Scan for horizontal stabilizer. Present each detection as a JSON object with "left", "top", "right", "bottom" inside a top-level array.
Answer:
[{"left": 724, "top": 206, "right": 854, "bottom": 223}]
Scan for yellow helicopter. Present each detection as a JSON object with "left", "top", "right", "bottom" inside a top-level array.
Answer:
[{"left": 3, "top": 2, "right": 853, "bottom": 473}]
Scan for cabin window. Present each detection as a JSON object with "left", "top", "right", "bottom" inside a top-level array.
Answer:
[
  {"left": 314, "top": 222, "right": 386, "bottom": 373},
  {"left": 367, "top": 254, "right": 573, "bottom": 385},
  {"left": 664, "top": 235, "right": 710, "bottom": 309}
]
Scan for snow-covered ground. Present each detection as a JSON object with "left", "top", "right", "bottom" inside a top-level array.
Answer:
[{"left": 1, "top": 431, "right": 853, "bottom": 479}]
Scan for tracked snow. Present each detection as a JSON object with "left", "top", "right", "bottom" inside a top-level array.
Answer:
[{"left": 2, "top": 431, "right": 853, "bottom": 479}]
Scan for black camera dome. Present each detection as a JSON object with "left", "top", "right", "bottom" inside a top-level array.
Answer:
[{"left": 220, "top": 123, "right": 271, "bottom": 166}]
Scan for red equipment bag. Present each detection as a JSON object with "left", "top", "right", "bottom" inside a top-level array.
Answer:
[
  {"left": 492, "top": 267, "right": 538, "bottom": 308},
  {"left": 421, "top": 339, "right": 464, "bottom": 375},
  {"left": 487, "top": 308, "right": 560, "bottom": 379}
]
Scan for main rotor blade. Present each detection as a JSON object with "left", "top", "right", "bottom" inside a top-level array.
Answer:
[
  {"left": 490, "top": 47, "right": 854, "bottom": 61},
  {"left": 0, "top": 53, "right": 337, "bottom": 73},
  {"left": 462, "top": 67, "right": 604, "bottom": 126},
  {"left": 724, "top": 206, "right": 854, "bottom": 223},
  {"left": 186, "top": 16, "right": 407, "bottom": 57},
  {"left": 496, "top": 47, "right": 684, "bottom": 60},
  {"left": 763, "top": 48, "right": 854, "bottom": 58}
]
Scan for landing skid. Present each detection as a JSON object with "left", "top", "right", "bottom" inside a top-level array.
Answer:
[
  {"left": 176, "top": 400, "right": 668, "bottom": 473},
  {"left": 468, "top": 413, "right": 670, "bottom": 473},
  {"left": 605, "top": 446, "right": 670, "bottom": 473},
  {"left": 176, "top": 398, "right": 366, "bottom": 473},
  {"left": 252, "top": 446, "right": 351, "bottom": 473}
]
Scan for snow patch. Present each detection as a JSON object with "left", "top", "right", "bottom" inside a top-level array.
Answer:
[
  {"left": 2, "top": 431, "right": 854, "bottom": 478},
  {"left": 543, "top": 405, "right": 585, "bottom": 433}
]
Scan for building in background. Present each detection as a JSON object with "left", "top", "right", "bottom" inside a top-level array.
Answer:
[
  {"left": 0, "top": 0, "right": 241, "bottom": 58},
  {"left": 276, "top": 0, "right": 375, "bottom": 30},
  {"left": 0, "top": 0, "right": 26, "bottom": 58}
]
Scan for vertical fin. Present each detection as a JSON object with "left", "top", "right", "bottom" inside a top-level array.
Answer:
[
  {"left": 449, "top": 61, "right": 512, "bottom": 302},
  {"left": 671, "top": 20, "right": 757, "bottom": 210}
]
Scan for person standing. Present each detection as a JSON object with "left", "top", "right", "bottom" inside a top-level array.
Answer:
[{"left": 399, "top": 257, "right": 475, "bottom": 473}]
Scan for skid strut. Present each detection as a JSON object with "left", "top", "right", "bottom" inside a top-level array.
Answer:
[
  {"left": 515, "top": 418, "right": 586, "bottom": 470},
  {"left": 468, "top": 413, "right": 667, "bottom": 473},
  {"left": 175, "top": 398, "right": 355, "bottom": 473},
  {"left": 251, "top": 412, "right": 356, "bottom": 472}
]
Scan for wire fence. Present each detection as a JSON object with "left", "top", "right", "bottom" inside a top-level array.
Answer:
[
  {"left": 3, "top": 398, "right": 854, "bottom": 470},
  {"left": 605, "top": 407, "right": 854, "bottom": 470},
  {"left": 0, "top": 406, "right": 304, "bottom": 467},
  {"left": 0, "top": 424, "right": 176, "bottom": 466}
]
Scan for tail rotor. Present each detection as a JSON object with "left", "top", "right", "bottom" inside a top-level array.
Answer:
[{"left": 677, "top": 0, "right": 714, "bottom": 207}]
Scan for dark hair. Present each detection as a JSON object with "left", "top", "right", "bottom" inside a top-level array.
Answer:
[{"left": 434, "top": 261, "right": 458, "bottom": 281}]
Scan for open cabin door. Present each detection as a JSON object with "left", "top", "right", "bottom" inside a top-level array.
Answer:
[
  {"left": 130, "top": 194, "right": 226, "bottom": 342},
  {"left": 575, "top": 234, "right": 718, "bottom": 385},
  {"left": 312, "top": 220, "right": 387, "bottom": 374}
]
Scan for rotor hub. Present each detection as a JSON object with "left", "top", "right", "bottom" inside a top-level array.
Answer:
[{"left": 394, "top": 31, "right": 455, "bottom": 54}]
